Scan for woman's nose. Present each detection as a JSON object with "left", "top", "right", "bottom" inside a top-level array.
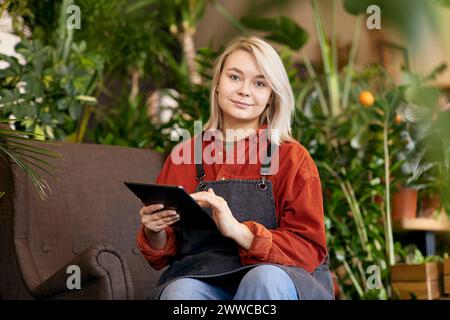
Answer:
[{"left": 237, "top": 83, "right": 251, "bottom": 97}]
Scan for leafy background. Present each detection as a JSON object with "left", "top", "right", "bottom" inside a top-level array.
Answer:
[{"left": 1, "top": 0, "right": 449, "bottom": 299}]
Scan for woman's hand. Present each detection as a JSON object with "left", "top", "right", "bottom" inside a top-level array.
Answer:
[
  {"left": 190, "top": 188, "right": 254, "bottom": 249},
  {"left": 190, "top": 188, "right": 239, "bottom": 238},
  {"left": 139, "top": 204, "right": 180, "bottom": 234}
]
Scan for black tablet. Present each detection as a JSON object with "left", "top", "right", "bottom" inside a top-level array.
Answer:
[{"left": 124, "top": 181, "right": 215, "bottom": 229}]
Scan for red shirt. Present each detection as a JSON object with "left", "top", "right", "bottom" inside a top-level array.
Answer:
[{"left": 136, "top": 125, "right": 328, "bottom": 273}]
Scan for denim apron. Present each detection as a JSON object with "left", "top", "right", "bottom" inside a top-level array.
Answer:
[{"left": 150, "top": 131, "right": 334, "bottom": 300}]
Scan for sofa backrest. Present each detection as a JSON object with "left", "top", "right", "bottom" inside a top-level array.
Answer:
[{"left": 0, "top": 141, "right": 165, "bottom": 299}]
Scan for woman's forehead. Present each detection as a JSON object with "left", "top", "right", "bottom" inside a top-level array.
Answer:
[{"left": 223, "top": 50, "right": 264, "bottom": 77}]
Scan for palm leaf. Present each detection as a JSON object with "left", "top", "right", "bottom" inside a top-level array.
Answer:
[{"left": 0, "top": 125, "right": 61, "bottom": 199}]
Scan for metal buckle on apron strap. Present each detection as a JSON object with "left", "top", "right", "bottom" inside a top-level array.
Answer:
[
  {"left": 196, "top": 173, "right": 208, "bottom": 191},
  {"left": 258, "top": 164, "right": 271, "bottom": 191},
  {"left": 257, "top": 175, "right": 268, "bottom": 191},
  {"left": 195, "top": 173, "right": 205, "bottom": 182}
]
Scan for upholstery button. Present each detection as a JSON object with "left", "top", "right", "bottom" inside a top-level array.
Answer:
[
  {"left": 221, "top": 176, "right": 225, "bottom": 180},
  {"left": 132, "top": 247, "right": 140, "bottom": 255},
  {"left": 41, "top": 244, "right": 50, "bottom": 253}
]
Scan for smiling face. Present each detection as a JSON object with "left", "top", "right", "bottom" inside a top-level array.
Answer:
[{"left": 216, "top": 49, "right": 273, "bottom": 132}]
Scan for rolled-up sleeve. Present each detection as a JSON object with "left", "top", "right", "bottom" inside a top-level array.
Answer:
[
  {"left": 136, "top": 224, "right": 177, "bottom": 270},
  {"left": 135, "top": 153, "right": 179, "bottom": 270}
]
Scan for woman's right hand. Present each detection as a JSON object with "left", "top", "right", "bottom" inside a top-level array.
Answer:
[{"left": 139, "top": 204, "right": 180, "bottom": 234}]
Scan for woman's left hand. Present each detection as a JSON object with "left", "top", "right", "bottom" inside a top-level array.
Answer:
[{"left": 190, "top": 188, "right": 241, "bottom": 238}]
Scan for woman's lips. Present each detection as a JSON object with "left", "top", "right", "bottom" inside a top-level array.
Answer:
[{"left": 230, "top": 99, "right": 253, "bottom": 108}]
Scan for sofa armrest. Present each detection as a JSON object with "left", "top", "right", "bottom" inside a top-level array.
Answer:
[{"left": 32, "top": 243, "right": 134, "bottom": 300}]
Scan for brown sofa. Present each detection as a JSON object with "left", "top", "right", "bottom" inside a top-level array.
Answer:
[{"left": 0, "top": 141, "right": 166, "bottom": 299}]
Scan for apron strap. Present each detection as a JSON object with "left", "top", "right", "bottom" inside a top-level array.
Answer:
[{"left": 195, "top": 130, "right": 205, "bottom": 182}]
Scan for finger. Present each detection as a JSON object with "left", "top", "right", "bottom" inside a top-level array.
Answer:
[
  {"left": 190, "top": 193, "right": 213, "bottom": 208},
  {"left": 158, "top": 214, "right": 180, "bottom": 224},
  {"left": 140, "top": 204, "right": 164, "bottom": 216},
  {"left": 152, "top": 210, "right": 178, "bottom": 220},
  {"left": 197, "top": 193, "right": 224, "bottom": 210},
  {"left": 190, "top": 191, "right": 214, "bottom": 201},
  {"left": 154, "top": 215, "right": 180, "bottom": 228},
  {"left": 163, "top": 217, "right": 181, "bottom": 228},
  {"left": 196, "top": 200, "right": 210, "bottom": 208}
]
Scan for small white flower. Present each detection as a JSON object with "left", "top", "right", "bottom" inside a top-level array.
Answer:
[{"left": 8, "top": 114, "right": 16, "bottom": 130}]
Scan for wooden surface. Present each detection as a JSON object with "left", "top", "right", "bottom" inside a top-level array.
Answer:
[
  {"left": 391, "top": 262, "right": 442, "bottom": 282},
  {"left": 445, "top": 275, "right": 450, "bottom": 295},
  {"left": 392, "top": 280, "right": 440, "bottom": 300},
  {"left": 445, "top": 259, "right": 450, "bottom": 295},
  {"left": 393, "top": 217, "right": 450, "bottom": 232},
  {"left": 444, "top": 258, "right": 450, "bottom": 274}
]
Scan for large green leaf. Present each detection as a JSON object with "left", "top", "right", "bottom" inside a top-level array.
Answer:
[{"left": 240, "top": 16, "right": 308, "bottom": 50}]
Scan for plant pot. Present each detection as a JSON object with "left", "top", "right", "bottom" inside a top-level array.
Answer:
[
  {"left": 444, "top": 258, "right": 450, "bottom": 296},
  {"left": 418, "top": 195, "right": 441, "bottom": 218},
  {"left": 391, "top": 262, "right": 443, "bottom": 300},
  {"left": 392, "top": 188, "right": 418, "bottom": 219}
]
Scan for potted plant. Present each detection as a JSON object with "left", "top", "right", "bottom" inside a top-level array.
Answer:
[
  {"left": 444, "top": 255, "right": 450, "bottom": 296},
  {"left": 391, "top": 245, "right": 444, "bottom": 300},
  {"left": 392, "top": 187, "right": 418, "bottom": 219}
]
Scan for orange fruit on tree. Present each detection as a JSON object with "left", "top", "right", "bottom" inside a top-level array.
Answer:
[
  {"left": 395, "top": 114, "right": 403, "bottom": 124},
  {"left": 359, "top": 90, "right": 375, "bottom": 107}
]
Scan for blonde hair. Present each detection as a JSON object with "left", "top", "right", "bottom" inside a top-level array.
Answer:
[{"left": 204, "top": 36, "right": 296, "bottom": 145}]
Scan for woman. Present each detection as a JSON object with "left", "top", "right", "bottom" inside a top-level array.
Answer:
[{"left": 136, "top": 36, "right": 334, "bottom": 300}]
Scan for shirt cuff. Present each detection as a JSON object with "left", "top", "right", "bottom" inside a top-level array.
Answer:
[
  {"left": 238, "top": 221, "right": 273, "bottom": 261},
  {"left": 136, "top": 224, "right": 177, "bottom": 259}
]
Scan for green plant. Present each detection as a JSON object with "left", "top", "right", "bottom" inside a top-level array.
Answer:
[
  {"left": 0, "top": 121, "right": 61, "bottom": 199},
  {"left": 231, "top": 0, "right": 450, "bottom": 299},
  {"left": 0, "top": 38, "right": 101, "bottom": 141},
  {"left": 397, "top": 244, "right": 445, "bottom": 264},
  {"left": 0, "top": 1, "right": 102, "bottom": 142}
]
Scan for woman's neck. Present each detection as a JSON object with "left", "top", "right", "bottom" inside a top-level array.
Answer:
[{"left": 221, "top": 120, "right": 261, "bottom": 142}]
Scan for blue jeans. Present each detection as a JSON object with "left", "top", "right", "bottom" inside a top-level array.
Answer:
[{"left": 159, "top": 265, "right": 298, "bottom": 300}]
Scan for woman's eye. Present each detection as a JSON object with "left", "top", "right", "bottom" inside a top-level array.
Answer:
[
  {"left": 255, "top": 81, "right": 266, "bottom": 87},
  {"left": 229, "top": 74, "right": 240, "bottom": 81}
]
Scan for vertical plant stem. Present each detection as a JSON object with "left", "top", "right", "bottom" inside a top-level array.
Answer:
[
  {"left": 321, "top": 162, "right": 370, "bottom": 258},
  {"left": 331, "top": 0, "right": 338, "bottom": 84},
  {"left": 355, "top": 258, "right": 368, "bottom": 293},
  {"left": 300, "top": 53, "right": 329, "bottom": 116},
  {"left": 342, "top": 15, "right": 362, "bottom": 109},
  {"left": 345, "top": 179, "right": 370, "bottom": 246},
  {"left": 383, "top": 115, "right": 395, "bottom": 266},
  {"left": 181, "top": 27, "right": 202, "bottom": 85},
  {"left": 311, "top": 0, "right": 341, "bottom": 116},
  {"left": 343, "top": 258, "right": 364, "bottom": 298},
  {"left": 57, "top": 0, "right": 74, "bottom": 64},
  {"left": 76, "top": 105, "right": 93, "bottom": 143},
  {"left": 341, "top": 180, "right": 371, "bottom": 260}
]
